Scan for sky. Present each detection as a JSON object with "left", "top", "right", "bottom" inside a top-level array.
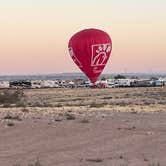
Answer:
[{"left": 0, "top": 0, "right": 166, "bottom": 75}]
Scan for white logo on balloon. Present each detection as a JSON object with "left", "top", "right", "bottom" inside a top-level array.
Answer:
[
  {"left": 91, "top": 44, "right": 111, "bottom": 66},
  {"left": 69, "top": 47, "right": 83, "bottom": 68}
]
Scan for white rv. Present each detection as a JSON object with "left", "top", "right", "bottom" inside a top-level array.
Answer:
[
  {"left": 41, "top": 80, "right": 60, "bottom": 88},
  {"left": 0, "top": 81, "right": 10, "bottom": 89},
  {"left": 31, "top": 80, "right": 42, "bottom": 88}
]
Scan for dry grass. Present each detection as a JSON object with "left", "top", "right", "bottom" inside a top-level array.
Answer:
[
  {"left": 80, "top": 118, "right": 89, "bottom": 123},
  {"left": 22, "top": 87, "right": 166, "bottom": 109},
  {"left": 13, "top": 158, "right": 41, "bottom": 166},
  {"left": 0, "top": 89, "right": 23, "bottom": 107},
  {"left": 4, "top": 113, "right": 22, "bottom": 121},
  {"left": 0, "top": 87, "right": 165, "bottom": 118}
]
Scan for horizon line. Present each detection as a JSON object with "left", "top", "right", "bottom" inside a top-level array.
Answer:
[{"left": 0, "top": 72, "right": 166, "bottom": 76}]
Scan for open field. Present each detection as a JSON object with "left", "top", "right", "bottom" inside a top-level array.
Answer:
[{"left": 0, "top": 87, "right": 166, "bottom": 166}]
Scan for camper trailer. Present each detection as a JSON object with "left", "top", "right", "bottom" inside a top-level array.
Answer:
[
  {"left": 0, "top": 81, "right": 10, "bottom": 89},
  {"left": 31, "top": 80, "right": 60, "bottom": 88},
  {"left": 41, "top": 80, "right": 60, "bottom": 88},
  {"left": 31, "top": 80, "right": 42, "bottom": 89}
]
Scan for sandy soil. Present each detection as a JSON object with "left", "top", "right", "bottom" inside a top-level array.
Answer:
[{"left": 0, "top": 87, "right": 166, "bottom": 166}]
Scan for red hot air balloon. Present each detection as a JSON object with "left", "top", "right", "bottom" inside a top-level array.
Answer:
[{"left": 68, "top": 28, "right": 112, "bottom": 84}]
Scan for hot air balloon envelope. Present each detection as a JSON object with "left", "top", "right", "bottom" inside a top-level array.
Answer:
[{"left": 68, "top": 28, "right": 112, "bottom": 83}]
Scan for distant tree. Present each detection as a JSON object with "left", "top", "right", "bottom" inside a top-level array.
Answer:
[
  {"left": 150, "top": 77, "right": 158, "bottom": 80},
  {"left": 101, "top": 77, "right": 106, "bottom": 81},
  {"left": 114, "top": 75, "right": 126, "bottom": 79},
  {"left": 131, "top": 76, "right": 138, "bottom": 79}
]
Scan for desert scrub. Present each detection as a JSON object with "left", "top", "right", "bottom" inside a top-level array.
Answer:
[
  {"left": 54, "top": 103, "right": 63, "bottom": 107},
  {"left": 0, "top": 89, "right": 23, "bottom": 106},
  {"left": 22, "top": 107, "right": 29, "bottom": 113},
  {"left": 89, "top": 102, "right": 107, "bottom": 108},
  {"left": 86, "top": 158, "right": 103, "bottom": 163},
  {"left": 30, "top": 102, "right": 52, "bottom": 107},
  {"left": 4, "top": 113, "right": 22, "bottom": 121},
  {"left": 27, "top": 158, "right": 41, "bottom": 166},
  {"left": 64, "top": 112, "right": 76, "bottom": 120},
  {"left": 148, "top": 162, "right": 160, "bottom": 166},
  {"left": 13, "top": 158, "right": 41, "bottom": 166},
  {"left": 80, "top": 118, "right": 89, "bottom": 123},
  {"left": 102, "top": 96, "right": 113, "bottom": 99},
  {"left": 15, "top": 101, "right": 26, "bottom": 107},
  {"left": 7, "top": 121, "right": 15, "bottom": 127}
]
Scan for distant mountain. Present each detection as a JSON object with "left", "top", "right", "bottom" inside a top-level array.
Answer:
[
  {"left": 0, "top": 73, "right": 165, "bottom": 81},
  {"left": 0, "top": 73, "right": 86, "bottom": 81}
]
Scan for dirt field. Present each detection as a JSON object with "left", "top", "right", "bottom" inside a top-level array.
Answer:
[{"left": 0, "top": 87, "right": 166, "bottom": 166}]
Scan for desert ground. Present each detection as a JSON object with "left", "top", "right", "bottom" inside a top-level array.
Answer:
[{"left": 0, "top": 87, "right": 166, "bottom": 166}]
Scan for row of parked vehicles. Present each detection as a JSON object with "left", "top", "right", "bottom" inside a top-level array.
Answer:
[
  {"left": 0, "top": 78, "right": 166, "bottom": 89},
  {"left": 0, "top": 80, "right": 64, "bottom": 89}
]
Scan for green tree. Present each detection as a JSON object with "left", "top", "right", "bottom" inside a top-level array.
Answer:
[{"left": 114, "top": 75, "right": 126, "bottom": 79}]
